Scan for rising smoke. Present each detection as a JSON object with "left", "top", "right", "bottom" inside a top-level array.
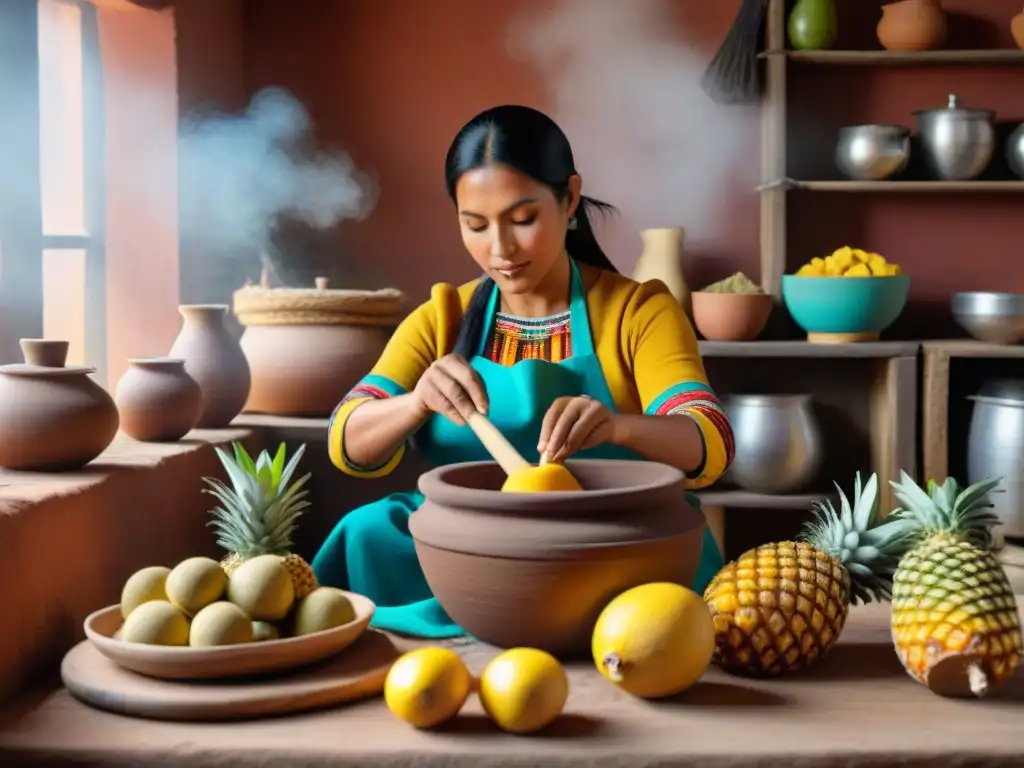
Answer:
[
  {"left": 506, "top": 0, "right": 759, "bottom": 246},
  {"left": 178, "top": 88, "right": 377, "bottom": 263}
]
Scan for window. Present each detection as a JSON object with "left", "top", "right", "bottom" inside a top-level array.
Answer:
[{"left": 0, "top": 0, "right": 105, "bottom": 380}]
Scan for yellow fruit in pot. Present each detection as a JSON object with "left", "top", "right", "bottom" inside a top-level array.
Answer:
[
  {"left": 593, "top": 582, "right": 714, "bottom": 698},
  {"left": 189, "top": 601, "right": 253, "bottom": 647},
  {"left": 120, "top": 565, "right": 171, "bottom": 619},
  {"left": 226, "top": 554, "right": 294, "bottom": 621},
  {"left": 165, "top": 557, "right": 228, "bottom": 616},
  {"left": 384, "top": 647, "right": 472, "bottom": 729},
  {"left": 292, "top": 587, "right": 356, "bottom": 636},
  {"left": 501, "top": 462, "right": 582, "bottom": 493},
  {"left": 121, "top": 600, "right": 190, "bottom": 646},
  {"left": 478, "top": 647, "right": 568, "bottom": 734}
]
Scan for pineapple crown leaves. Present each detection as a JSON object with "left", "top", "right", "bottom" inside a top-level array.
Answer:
[
  {"left": 201, "top": 441, "right": 313, "bottom": 556},
  {"left": 888, "top": 470, "right": 1003, "bottom": 551},
  {"left": 799, "top": 471, "right": 917, "bottom": 605}
]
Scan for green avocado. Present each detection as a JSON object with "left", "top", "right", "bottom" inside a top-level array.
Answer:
[{"left": 788, "top": 0, "right": 838, "bottom": 51}]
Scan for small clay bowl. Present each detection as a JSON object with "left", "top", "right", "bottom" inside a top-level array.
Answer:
[
  {"left": 409, "top": 459, "right": 706, "bottom": 659},
  {"left": 83, "top": 590, "right": 375, "bottom": 680},
  {"left": 691, "top": 291, "right": 773, "bottom": 341}
]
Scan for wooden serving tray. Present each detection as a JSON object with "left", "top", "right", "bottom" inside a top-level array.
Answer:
[{"left": 61, "top": 628, "right": 402, "bottom": 721}]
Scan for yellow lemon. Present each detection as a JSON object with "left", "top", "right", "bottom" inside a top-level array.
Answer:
[
  {"left": 384, "top": 647, "right": 472, "bottom": 729},
  {"left": 592, "top": 582, "right": 714, "bottom": 699},
  {"left": 478, "top": 647, "right": 569, "bottom": 734},
  {"left": 501, "top": 463, "right": 582, "bottom": 493}
]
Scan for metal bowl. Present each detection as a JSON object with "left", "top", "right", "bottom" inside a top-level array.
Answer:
[
  {"left": 952, "top": 292, "right": 1024, "bottom": 345},
  {"left": 914, "top": 94, "right": 996, "bottom": 181},
  {"left": 835, "top": 124, "right": 911, "bottom": 181}
]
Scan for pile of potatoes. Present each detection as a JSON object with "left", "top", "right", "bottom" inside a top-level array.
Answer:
[
  {"left": 795, "top": 246, "right": 903, "bottom": 277},
  {"left": 119, "top": 555, "right": 356, "bottom": 648}
]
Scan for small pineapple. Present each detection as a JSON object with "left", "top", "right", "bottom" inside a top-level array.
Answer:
[
  {"left": 704, "top": 472, "right": 913, "bottom": 677},
  {"left": 888, "top": 471, "right": 1021, "bottom": 698},
  {"left": 203, "top": 441, "right": 319, "bottom": 599}
]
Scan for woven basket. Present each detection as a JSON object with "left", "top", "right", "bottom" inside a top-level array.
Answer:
[{"left": 233, "top": 277, "right": 407, "bottom": 327}]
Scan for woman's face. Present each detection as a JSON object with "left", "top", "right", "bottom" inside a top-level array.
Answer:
[{"left": 454, "top": 164, "right": 580, "bottom": 295}]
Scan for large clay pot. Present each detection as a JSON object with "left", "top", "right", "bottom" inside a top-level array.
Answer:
[
  {"left": 877, "top": 0, "right": 947, "bottom": 52},
  {"left": 409, "top": 459, "right": 707, "bottom": 658},
  {"left": 168, "top": 305, "right": 251, "bottom": 429},
  {"left": 788, "top": 0, "right": 838, "bottom": 50},
  {"left": 632, "top": 228, "right": 692, "bottom": 320},
  {"left": 1013, "top": 11, "right": 1024, "bottom": 50},
  {"left": 114, "top": 357, "right": 202, "bottom": 442},
  {"left": 0, "top": 341, "right": 119, "bottom": 470},
  {"left": 233, "top": 277, "right": 406, "bottom": 417}
]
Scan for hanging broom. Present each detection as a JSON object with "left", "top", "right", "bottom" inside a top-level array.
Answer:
[{"left": 700, "top": 0, "right": 769, "bottom": 106}]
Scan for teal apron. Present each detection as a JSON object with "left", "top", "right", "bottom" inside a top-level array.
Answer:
[{"left": 312, "top": 261, "right": 724, "bottom": 638}]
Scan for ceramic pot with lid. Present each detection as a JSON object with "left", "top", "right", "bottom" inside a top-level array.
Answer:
[
  {"left": 114, "top": 357, "right": 202, "bottom": 442},
  {"left": 409, "top": 459, "right": 706, "bottom": 658},
  {"left": 0, "top": 340, "right": 119, "bottom": 470},
  {"left": 913, "top": 94, "right": 996, "bottom": 181},
  {"left": 966, "top": 378, "right": 1024, "bottom": 540}
]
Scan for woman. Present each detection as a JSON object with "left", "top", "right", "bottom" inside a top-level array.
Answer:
[{"left": 313, "top": 105, "right": 734, "bottom": 638}]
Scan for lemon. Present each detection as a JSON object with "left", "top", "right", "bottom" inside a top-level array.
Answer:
[
  {"left": 384, "top": 647, "right": 472, "bottom": 729},
  {"left": 478, "top": 647, "right": 569, "bottom": 734},
  {"left": 592, "top": 581, "right": 714, "bottom": 699},
  {"left": 501, "top": 463, "right": 582, "bottom": 493}
]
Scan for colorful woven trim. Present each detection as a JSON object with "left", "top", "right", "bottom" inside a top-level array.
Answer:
[
  {"left": 340, "top": 373, "right": 406, "bottom": 405},
  {"left": 490, "top": 309, "right": 572, "bottom": 365},
  {"left": 647, "top": 382, "right": 735, "bottom": 467}
]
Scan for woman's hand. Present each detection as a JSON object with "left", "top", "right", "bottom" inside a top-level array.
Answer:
[
  {"left": 538, "top": 395, "right": 616, "bottom": 463},
  {"left": 412, "top": 354, "right": 489, "bottom": 426}
]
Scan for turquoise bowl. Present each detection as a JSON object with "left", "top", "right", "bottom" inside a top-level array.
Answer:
[{"left": 781, "top": 274, "right": 910, "bottom": 338}]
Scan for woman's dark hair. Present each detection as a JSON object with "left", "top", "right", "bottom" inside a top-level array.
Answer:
[{"left": 444, "top": 105, "right": 618, "bottom": 358}]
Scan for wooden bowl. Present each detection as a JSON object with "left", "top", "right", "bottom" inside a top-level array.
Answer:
[{"left": 84, "top": 591, "right": 375, "bottom": 680}]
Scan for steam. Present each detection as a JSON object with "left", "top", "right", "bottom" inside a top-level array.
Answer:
[
  {"left": 178, "top": 87, "right": 376, "bottom": 259},
  {"left": 506, "top": 0, "right": 758, "bottom": 245}
]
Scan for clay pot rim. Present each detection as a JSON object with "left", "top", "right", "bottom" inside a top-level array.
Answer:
[
  {"left": 127, "top": 356, "right": 186, "bottom": 367},
  {"left": 692, "top": 291, "right": 772, "bottom": 301},
  {"left": 179, "top": 303, "right": 229, "bottom": 313},
  {"left": 417, "top": 459, "right": 687, "bottom": 512},
  {"left": 0, "top": 363, "right": 96, "bottom": 378}
]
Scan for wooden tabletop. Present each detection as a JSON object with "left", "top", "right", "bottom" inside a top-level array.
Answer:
[{"left": 0, "top": 600, "right": 1021, "bottom": 768}]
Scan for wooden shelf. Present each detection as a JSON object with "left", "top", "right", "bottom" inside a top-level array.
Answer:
[
  {"left": 764, "top": 49, "right": 1024, "bottom": 66},
  {"left": 699, "top": 340, "right": 919, "bottom": 358},
  {"left": 697, "top": 490, "right": 831, "bottom": 510},
  {"left": 765, "top": 180, "right": 1024, "bottom": 193}
]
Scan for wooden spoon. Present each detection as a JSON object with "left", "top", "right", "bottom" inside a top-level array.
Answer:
[{"left": 465, "top": 412, "right": 531, "bottom": 474}]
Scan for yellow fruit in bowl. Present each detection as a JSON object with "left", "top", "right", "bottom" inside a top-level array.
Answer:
[
  {"left": 794, "top": 246, "right": 903, "bottom": 278},
  {"left": 292, "top": 586, "right": 356, "bottom": 635},
  {"left": 165, "top": 557, "right": 228, "bottom": 616},
  {"left": 385, "top": 647, "right": 473, "bottom": 729},
  {"left": 189, "top": 601, "right": 253, "bottom": 647},
  {"left": 120, "top": 565, "right": 171, "bottom": 619},
  {"left": 121, "top": 600, "right": 190, "bottom": 646},
  {"left": 227, "top": 554, "right": 295, "bottom": 621},
  {"left": 478, "top": 647, "right": 569, "bottom": 734},
  {"left": 592, "top": 582, "right": 715, "bottom": 698}
]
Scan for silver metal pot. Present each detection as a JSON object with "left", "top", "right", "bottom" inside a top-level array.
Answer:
[
  {"left": 966, "top": 379, "right": 1024, "bottom": 539},
  {"left": 722, "top": 394, "right": 823, "bottom": 494},
  {"left": 951, "top": 291, "right": 1024, "bottom": 345},
  {"left": 835, "top": 124, "right": 911, "bottom": 181},
  {"left": 1008, "top": 122, "right": 1024, "bottom": 180},
  {"left": 913, "top": 94, "right": 996, "bottom": 181}
]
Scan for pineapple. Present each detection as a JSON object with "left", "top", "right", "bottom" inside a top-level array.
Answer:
[
  {"left": 888, "top": 471, "right": 1021, "bottom": 698},
  {"left": 704, "top": 472, "right": 913, "bottom": 677},
  {"left": 203, "top": 441, "right": 319, "bottom": 599}
]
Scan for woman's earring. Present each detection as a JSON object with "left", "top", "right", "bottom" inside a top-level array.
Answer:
[{"left": 568, "top": 216, "right": 578, "bottom": 230}]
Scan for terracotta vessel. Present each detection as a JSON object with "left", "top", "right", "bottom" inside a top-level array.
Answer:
[
  {"left": 114, "top": 357, "right": 202, "bottom": 442},
  {"left": 233, "top": 277, "right": 406, "bottom": 417},
  {"left": 691, "top": 292, "right": 773, "bottom": 341},
  {"left": 20, "top": 338, "right": 70, "bottom": 367},
  {"left": 1012, "top": 11, "right": 1024, "bottom": 50},
  {"left": 0, "top": 341, "right": 118, "bottom": 470},
  {"left": 168, "top": 304, "right": 251, "bottom": 428},
  {"left": 632, "top": 228, "right": 691, "bottom": 320},
  {"left": 877, "top": 0, "right": 947, "bottom": 51},
  {"left": 409, "top": 459, "right": 707, "bottom": 658}
]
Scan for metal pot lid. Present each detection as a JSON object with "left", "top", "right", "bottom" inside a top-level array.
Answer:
[
  {"left": 914, "top": 94, "right": 995, "bottom": 120},
  {"left": 969, "top": 378, "right": 1024, "bottom": 406}
]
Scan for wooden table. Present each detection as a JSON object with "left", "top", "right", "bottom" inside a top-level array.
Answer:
[{"left": 0, "top": 601, "right": 1021, "bottom": 767}]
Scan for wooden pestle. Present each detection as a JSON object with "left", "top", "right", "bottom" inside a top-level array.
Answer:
[
  {"left": 465, "top": 412, "right": 531, "bottom": 474},
  {"left": 467, "top": 411, "right": 583, "bottom": 492}
]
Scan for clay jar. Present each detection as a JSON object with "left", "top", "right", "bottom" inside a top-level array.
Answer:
[
  {"left": 114, "top": 358, "right": 202, "bottom": 442},
  {"left": 632, "top": 228, "right": 691, "bottom": 321},
  {"left": 409, "top": 459, "right": 707, "bottom": 658},
  {"left": 877, "top": 0, "right": 947, "bottom": 51},
  {"left": 1013, "top": 10, "right": 1024, "bottom": 50},
  {"left": 168, "top": 305, "right": 251, "bottom": 429},
  {"left": 0, "top": 340, "right": 119, "bottom": 470},
  {"left": 233, "top": 277, "right": 406, "bottom": 417},
  {"left": 691, "top": 292, "right": 773, "bottom": 341}
]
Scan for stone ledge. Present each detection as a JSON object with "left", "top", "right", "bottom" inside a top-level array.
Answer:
[{"left": 0, "top": 428, "right": 265, "bottom": 704}]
